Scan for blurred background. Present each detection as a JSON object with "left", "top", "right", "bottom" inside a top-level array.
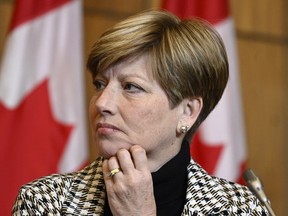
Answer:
[{"left": 0, "top": 0, "right": 287, "bottom": 215}]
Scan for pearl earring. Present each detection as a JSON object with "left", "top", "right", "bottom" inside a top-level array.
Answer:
[{"left": 180, "top": 126, "right": 189, "bottom": 133}]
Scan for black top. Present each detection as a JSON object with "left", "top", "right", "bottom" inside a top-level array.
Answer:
[{"left": 104, "top": 141, "right": 190, "bottom": 216}]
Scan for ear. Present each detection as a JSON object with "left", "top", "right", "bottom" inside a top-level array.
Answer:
[{"left": 177, "top": 97, "right": 203, "bottom": 134}]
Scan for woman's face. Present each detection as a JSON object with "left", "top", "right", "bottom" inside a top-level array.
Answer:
[{"left": 89, "top": 55, "right": 183, "bottom": 170}]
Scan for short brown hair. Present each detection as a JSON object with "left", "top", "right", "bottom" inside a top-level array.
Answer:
[{"left": 87, "top": 10, "right": 229, "bottom": 140}]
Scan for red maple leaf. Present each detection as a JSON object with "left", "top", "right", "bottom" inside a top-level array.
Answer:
[
  {"left": 0, "top": 79, "right": 73, "bottom": 213},
  {"left": 190, "top": 131, "right": 224, "bottom": 174}
]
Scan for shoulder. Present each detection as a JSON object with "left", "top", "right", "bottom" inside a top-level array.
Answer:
[
  {"left": 12, "top": 158, "right": 103, "bottom": 215},
  {"left": 12, "top": 173, "right": 75, "bottom": 215},
  {"left": 22, "top": 172, "right": 75, "bottom": 190},
  {"left": 184, "top": 159, "right": 268, "bottom": 215}
]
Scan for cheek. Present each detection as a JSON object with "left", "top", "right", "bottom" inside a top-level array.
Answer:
[
  {"left": 132, "top": 100, "right": 168, "bottom": 129},
  {"left": 89, "top": 96, "right": 97, "bottom": 122}
]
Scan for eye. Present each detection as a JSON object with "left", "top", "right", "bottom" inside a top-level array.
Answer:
[
  {"left": 123, "top": 82, "right": 145, "bottom": 93},
  {"left": 93, "top": 79, "right": 106, "bottom": 91}
]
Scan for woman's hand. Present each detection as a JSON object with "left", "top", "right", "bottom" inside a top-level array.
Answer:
[{"left": 102, "top": 145, "right": 156, "bottom": 216}]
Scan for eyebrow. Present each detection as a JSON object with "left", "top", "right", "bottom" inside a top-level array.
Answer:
[{"left": 119, "top": 72, "right": 150, "bottom": 81}]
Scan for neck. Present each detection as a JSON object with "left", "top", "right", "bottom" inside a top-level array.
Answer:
[
  {"left": 146, "top": 139, "right": 183, "bottom": 172},
  {"left": 151, "top": 139, "right": 190, "bottom": 216}
]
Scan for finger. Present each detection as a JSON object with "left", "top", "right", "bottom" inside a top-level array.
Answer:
[
  {"left": 107, "top": 156, "right": 123, "bottom": 179},
  {"left": 107, "top": 156, "right": 120, "bottom": 170},
  {"left": 102, "top": 159, "right": 109, "bottom": 174},
  {"left": 130, "top": 145, "right": 149, "bottom": 171},
  {"left": 102, "top": 159, "right": 113, "bottom": 187},
  {"left": 116, "top": 148, "right": 135, "bottom": 174}
]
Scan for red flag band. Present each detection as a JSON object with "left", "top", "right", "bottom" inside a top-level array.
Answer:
[{"left": 0, "top": 0, "right": 88, "bottom": 214}]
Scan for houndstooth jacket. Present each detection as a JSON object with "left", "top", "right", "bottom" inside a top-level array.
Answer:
[{"left": 12, "top": 157, "right": 268, "bottom": 215}]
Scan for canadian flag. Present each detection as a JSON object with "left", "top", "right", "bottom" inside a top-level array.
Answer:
[
  {"left": 162, "top": 0, "right": 247, "bottom": 183},
  {"left": 0, "top": 0, "right": 88, "bottom": 214}
]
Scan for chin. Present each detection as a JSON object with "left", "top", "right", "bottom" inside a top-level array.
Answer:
[
  {"left": 98, "top": 148, "right": 118, "bottom": 159},
  {"left": 97, "top": 141, "right": 132, "bottom": 158}
]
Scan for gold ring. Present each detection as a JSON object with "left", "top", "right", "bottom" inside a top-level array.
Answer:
[{"left": 108, "top": 168, "right": 121, "bottom": 177}]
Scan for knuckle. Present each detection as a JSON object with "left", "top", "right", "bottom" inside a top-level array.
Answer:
[
  {"left": 116, "top": 148, "right": 129, "bottom": 158},
  {"left": 114, "top": 183, "right": 128, "bottom": 195},
  {"left": 108, "top": 156, "right": 117, "bottom": 164},
  {"left": 107, "top": 156, "right": 119, "bottom": 168},
  {"left": 117, "top": 148, "right": 128, "bottom": 155},
  {"left": 130, "top": 172, "right": 151, "bottom": 185},
  {"left": 130, "top": 145, "right": 145, "bottom": 154}
]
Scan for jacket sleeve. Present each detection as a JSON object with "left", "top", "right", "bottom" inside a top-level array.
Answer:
[
  {"left": 12, "top": 187, "right": 50, "bottom": 216},
  {"left": 12, "top": 174, "right": 72, "bottom": 216}
]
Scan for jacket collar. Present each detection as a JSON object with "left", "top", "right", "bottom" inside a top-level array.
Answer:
[
  {"left": 61, "top": 158, "right": 231, "bottom": 215},
  {"left": 62, "top": 157, "right": 106, "bottom": 215}
]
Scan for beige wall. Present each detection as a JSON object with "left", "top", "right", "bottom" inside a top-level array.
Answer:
[
  {"left": 230, "top": 0, "right": 288, "bottom": 215},
  {"left": 0, "top": 0, "right": 287, "bottom": 214}
]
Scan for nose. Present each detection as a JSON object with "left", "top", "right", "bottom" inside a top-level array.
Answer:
[{"left": 94, "top": 85, "right": 117, "bottom": 115}]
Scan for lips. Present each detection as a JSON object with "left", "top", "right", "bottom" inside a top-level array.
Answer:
[{"left": 96, "top": 122, "right": 120, "bottom": 135}]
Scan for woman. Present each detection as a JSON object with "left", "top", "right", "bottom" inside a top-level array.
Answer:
[{"left": 13, "top": 10, "right": 268, "bottom": 215}]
